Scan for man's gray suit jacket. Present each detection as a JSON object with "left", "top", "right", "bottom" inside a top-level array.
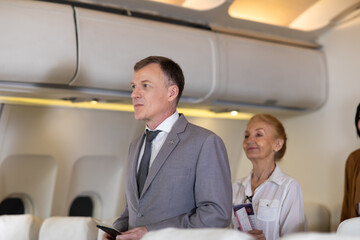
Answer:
[{"left": 113, "top": 114, "right": 232, "bottom": 231}]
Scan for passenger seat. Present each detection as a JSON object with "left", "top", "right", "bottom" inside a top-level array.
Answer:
[
  {"left": 0, "top": 214, "right": 42, "bottom": 240},
  {"left": 39, "top": 216, "right": 97, "bottom": 240}
]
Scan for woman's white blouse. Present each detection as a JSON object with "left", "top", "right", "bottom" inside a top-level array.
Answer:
[{"left": 232, "top": 166, "right": 306, "bottom": 240}]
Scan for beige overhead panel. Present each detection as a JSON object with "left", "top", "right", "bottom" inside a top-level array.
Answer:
[
  {"left": 0, "top": 1, "right": 77, "bottom": 84},
  {"left": 214, "top": 33, "right": 327, "bottom": 112},
  {"left": 0, "top": 0, "right": 328, "bottom": 113},
  {"left": 72, "top": 7, "right": 218, "bottom": 104}
]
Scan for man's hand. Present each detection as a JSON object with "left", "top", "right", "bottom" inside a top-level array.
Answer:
[
  {"left": 103, "top": 232, "right": 115, "bottom": 240},
  {"left": 247, "top": 229, "right": 266, "bottom": 240},
  {"left": 116, "top": 227, "right": 148, "bottom": 240}
]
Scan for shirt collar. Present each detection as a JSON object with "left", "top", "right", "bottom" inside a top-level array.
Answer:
[
  {"left": 267, "top": 165, "right": 285, "bottom": 185},
  {"left": 241, "top": 165, "right": 287, "bottom": 188},
  {"left": 145, "top": 111, "right": 179, "bottom": 133}
]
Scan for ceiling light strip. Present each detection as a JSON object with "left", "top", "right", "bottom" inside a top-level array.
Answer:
[{"left": 0, "top": 96, "right": 252, "bottom": 120}]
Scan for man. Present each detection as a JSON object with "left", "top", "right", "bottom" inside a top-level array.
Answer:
[{"left": 104, "top": 56, "right": 232, "bottom": 240}]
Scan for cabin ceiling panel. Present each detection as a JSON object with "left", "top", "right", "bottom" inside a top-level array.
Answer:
[{"left": 228, "top": 0, "right": 318, "bottom": 27}]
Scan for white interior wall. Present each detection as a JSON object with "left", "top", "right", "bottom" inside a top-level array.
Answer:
[
  {"left": 0, "top": 155, "right": 56, "bottom": 217},
  {"left": 277, "top": 15, "right": 360, "bottom": 231},
  {"left": 0, "top": 104, "right": 142, "bottom": 219},
  {"left": 67, "top": 155, "right": 123, "bottom": 219}
]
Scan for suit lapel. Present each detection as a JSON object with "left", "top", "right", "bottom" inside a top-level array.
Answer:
[{"left": 140, "top": 114, "right": 188, "bottom": 197}]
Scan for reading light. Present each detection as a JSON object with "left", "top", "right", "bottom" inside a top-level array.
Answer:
[
  {"left": 91, "top": 98, "right": 99, "bottom": 104},
  {"left": 148, "top": 0, "right": 225, "bottom": 11}
]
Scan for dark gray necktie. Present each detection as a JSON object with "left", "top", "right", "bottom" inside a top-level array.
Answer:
[{"left": 137, "top": 129, "right": 161, "bottom": 196}]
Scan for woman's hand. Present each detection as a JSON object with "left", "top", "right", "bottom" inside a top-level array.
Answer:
[{"left": 247, "top": 229, "right": 266, "bottom": 240}]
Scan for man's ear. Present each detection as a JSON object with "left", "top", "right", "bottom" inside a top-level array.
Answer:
[{"left": 168, "top": 85, "right": 179, "bottom": 101}]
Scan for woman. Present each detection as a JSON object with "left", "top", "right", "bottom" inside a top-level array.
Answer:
[
  {"left": 341, "top": 103, "right": 360, "bottom": 221},
  {"left": 232, "top": 113, "right": 305, "bottom": 240}
]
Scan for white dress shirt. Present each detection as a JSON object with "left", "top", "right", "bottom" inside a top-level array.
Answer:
[
  {"left": 232, "top": 165, "right": 306, "bottom": 240},
  {"left": 137, "top": 111, "right": 179, "bottom": 171}
]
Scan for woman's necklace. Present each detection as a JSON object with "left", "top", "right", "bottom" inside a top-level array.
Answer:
[{"left": 251, "top": 165, "right": 276, "bottom": 193}]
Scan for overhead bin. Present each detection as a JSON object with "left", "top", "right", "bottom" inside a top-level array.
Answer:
[
  {"left": 0, "top": 1, "right": 77, "bottom": 84},
  {"left": 73, "top": 7, "right": 327, "bottom": 111},
  {"left": 72, "top": 8, "right": 218, "bottom": 103},
  {"left": 0, "top": 1, "right": 328, "bottom": 113},
  {"left": 214, "top": 34, "right": 327, "bottom": 111}
]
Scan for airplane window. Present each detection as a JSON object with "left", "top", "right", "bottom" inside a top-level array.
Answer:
[
  {"left": 0, "top": 197, "right": 25, "bottom": 215},
  {"left": 69, "top": 196, "right": 93, "bottom": 217}
]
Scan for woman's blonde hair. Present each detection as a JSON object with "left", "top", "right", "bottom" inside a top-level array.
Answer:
[{"left": 248, "top": 113, "right": 287, "bottom": 161}]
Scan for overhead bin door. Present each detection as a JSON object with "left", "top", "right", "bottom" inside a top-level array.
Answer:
[
  {"left": 0, "top": 1, "right": 77, "bottom": 84},
  {"left": 216, "top": 34, "right": 327, "bottom": 111},
  {"left": 73, "top": 8, "right": 218, "bottom": 103}
]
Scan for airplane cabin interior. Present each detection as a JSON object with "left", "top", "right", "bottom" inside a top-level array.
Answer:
[{"left": 0, "top": 0, "right": 360, "bottom": 239}]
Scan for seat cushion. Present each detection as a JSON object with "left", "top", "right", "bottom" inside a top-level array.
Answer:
[
  {"left": 0, "top": 214, "right": 42, "bottom": 240},
  {"left": 142, "top": 228, "right": 255, "bottom": 240},
  {"left": 337, "top": 217, "right": 360, "bottom": 235},
  {"left": 39, "top": 216, "right": 97, "bottom": 240}
]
